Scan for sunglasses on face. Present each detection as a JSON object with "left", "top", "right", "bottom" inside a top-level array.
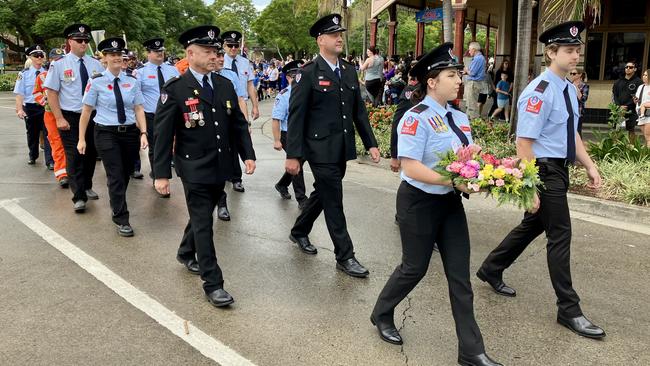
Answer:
[
  {"left": 226, "top": 43, "right": 240, "bottom": 49},
  {"left": 31, "top": 54, "right": 45, "bottom": 58},
  {"left": 72, "top": 39, "right": 90, "bottom": 44},
  {"left": 569, "top": 72, "right": 578, "bottom": 75},
  {"left": 625, "top": 66, "right": 636, "bottom": 69}
]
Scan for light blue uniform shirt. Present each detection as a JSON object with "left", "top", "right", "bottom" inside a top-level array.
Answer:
[
  {"left": 217, "top": 68, "right": 245, "bottom": 98},
  {"left": 188, "top": 67, "right": 213, "bottom": 88},
  {"left": 43, "top": 52, "right": 104, "bottom": 112},
  {"left": 516, "top": 68, "right": 579, "bottom": 159},
  {"left": 13, "top": 66, "right": 45, "bottom": 104},
  {"left": 272, "top": 84, "right": 292, "bottom": 131},
  {"left": 82, "top": 71, "right": 144, "bottom": 126},
  {"left": 135, "top": 61, "right": 180, "bottom": 113},
  {"left": 321, "top": 54, "right": 340, "bottom": 72},
  {"left": 467, "top": 52, "right": 486, "bottom": 81},
  {"left": 397, "top": 95, "right": 473, "bottom": 195},
  {"left": 224, "top": 54, "right": 253, "bottom": 100}
]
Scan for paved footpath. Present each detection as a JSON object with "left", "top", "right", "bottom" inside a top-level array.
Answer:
[{"left": 0, "top": 92, "right": 648, "bottom": 365}]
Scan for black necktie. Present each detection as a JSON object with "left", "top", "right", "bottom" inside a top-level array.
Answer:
[
  {"left": 157, "top": 65, "right": 165, "bottom": 91},
  {"left": 114, "top": 78, "right": 127, "bottom": 124},
  {"left": 334, "top": 67, "right": 341, "bottom": 79},
  {"left": 202, "top": 74, "right": 213, "bottom": 101},
  {"left": 35, "top": 70, "right": 41, "bottom": 77},
  {"left": 446, "top": 112, "right": 470, "bottom": 146},
  {"left": 79, "top": 58, "right": 89, "bottom": 95},
  {"left": 562, "top": 86, "right": 576, "bottom": 163},
  {"left": 231, "top": 59, "right": 238, "bottom": 74}
]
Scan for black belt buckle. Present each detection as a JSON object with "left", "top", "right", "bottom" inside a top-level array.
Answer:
[{"left": 117, "top": 125, "right": 127, "bottom": 133}]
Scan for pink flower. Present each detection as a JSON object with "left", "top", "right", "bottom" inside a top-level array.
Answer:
[
  {"left": 495, "top": 179, "right": 505, "bottom": 187},
  {"left": 459, "top": 165, "right": 478, "bottom": 179},
  {"left": 512, "top": 169, "right": 523, "bottom": 179},
  {"left": 504, "top": 168, "right": 513, "bottom": 175},
  {"left": 488, "top": 179, "right": 495, "bottom": 185},
  {"left": 501, "top": 157, "right": 518, "bottom": 169},
  {"left": 468, "top": 183, "right": 481, "bottom": 192},
  {"left": 447, "top": 161, "right": 464, "bottom": 173},
  {"left": 480, "top": 153, "right": 499, "bottom": 166},
  {"left": 467, "top": 160, "right": 481, "bottom": 170}
]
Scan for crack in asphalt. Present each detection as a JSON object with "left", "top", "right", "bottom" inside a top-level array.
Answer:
[{"left": 397, "top": 296, "right": 413, "bottom": 366}]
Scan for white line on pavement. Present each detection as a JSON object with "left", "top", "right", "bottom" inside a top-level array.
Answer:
[{"left": 0, "top": 198, "right": 257, "bottom": 366}]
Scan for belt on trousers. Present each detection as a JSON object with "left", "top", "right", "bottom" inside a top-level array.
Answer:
[
  {"left": 144, "top": 112, "right": 155, "bottom": 118},
  {"left": 94, "top": 123, "right": 137, "bottom": 133},
  {"left": 537, "top": 157, "right": 572, "bottom": 167}
]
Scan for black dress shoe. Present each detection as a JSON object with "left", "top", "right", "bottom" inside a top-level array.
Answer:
[
  {"left": 176, "top": 255, "right": 200, "bottom": 275},
  {"left": 370, "top": 314, "right": 403, "bottom": 345},
  {"left": 46, "top": 163, "right": 54, "bottom": 170},
  {"left": 275, "top": 183, "right": 291, "bottom": 199},
  {"left": 59, "top": 177, "right": 69, "bottom": 188},
  {"left": 205, "top": 288, "right": 234, "bottom": 307},
  {"left": 217, "top": 205, "right": 230, "bottom": 221},
  {"left": 336, "top": 257, "right": 369, "bottom": 278},
  {"left": 131, "top": 171, "right": 144, "bottom": 179},
  {"left": 476, "top": 269, "right": 516, "bottom": 297},
  {"left": 73, "top": 200, "right": 86, "bottom": 213},
  {"left": 458, "top": 352, "right": 503, "bottom": 366},
  {"left": 289, "top": 234, "right": 317, "bottom": 255},
  {"left": 232, "top": 181, "right": 245, "bottom": 192},
  {"left": 86, "top": 189, "right": 99, "bottom": 200},
  {"left": 557, "top": 314, "right": 606, "bottom": 339},
  {"left": 117, "top": 224, "right": 134, "bottom": 237},
  {"left": 27, "top": 159, "right": 36, "bottom": 165}
]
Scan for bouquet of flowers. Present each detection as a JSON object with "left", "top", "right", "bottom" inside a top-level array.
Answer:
[{"left": 434, "top": 144, "right": 543, "bottom": 211}]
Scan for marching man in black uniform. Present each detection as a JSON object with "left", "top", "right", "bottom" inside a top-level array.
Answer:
[
  {"left": 153, "top": 25, "right": 256, "bottom": 308},
  {"left": 285, "top": 14, "right": 380, "bottom": 277},
  {"left": 477, "top": 21, "right": 606, "bottom": 339}
]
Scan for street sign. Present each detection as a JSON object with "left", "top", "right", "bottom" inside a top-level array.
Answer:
[{"left": 416, "top": 8, "right": 443, "bottom": 23}]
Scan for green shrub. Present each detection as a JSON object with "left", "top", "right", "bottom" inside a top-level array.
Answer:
[
  {"left": 570, "top": 160, "right": 650, "bottom": 206},
  {"left": 587, "top": 103, "right": 650, "bottom": 162},
  {"left": 0, "top": 73, "right": 17, "bottom": 91}
]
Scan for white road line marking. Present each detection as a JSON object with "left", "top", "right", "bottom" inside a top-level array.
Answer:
[
  {"left": 0, "top": 106, "right": 17, "bottom": 109},
  {"left": 0, "top": 198, "right": 257, "bottom": 366}
]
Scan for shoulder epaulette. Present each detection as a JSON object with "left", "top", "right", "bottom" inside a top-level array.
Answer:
[
  {"left": 162, "top": 75, "right": 180, "bottom": 88},
  {"left": 126, "top": 74, "right": 136, "bottom": 79},
  {"left": 91, "top": 73, "right": 103, "bottom": 79},
  {"left": 279, "top": 87, "right": 289, "bottom": 95},
  {"left": 410, "top": 103, "right": 429, "bottom": 114},
  {"left": 136, "top": 64, "right": 145, "bottom": 69},
  {"left": 302, "top": 60, "right": 314, "bottom": 68},
  {"left": 21, "top": 68, "right": 29, "bottom": 73},
  {"left": 534, "top": 80, "right": 549, "bottom": 93},
  {"left": 213, "top": 73, "right": 229, "bottom": 82}
]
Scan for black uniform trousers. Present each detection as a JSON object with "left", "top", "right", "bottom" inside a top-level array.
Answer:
[
  {"left": 479, "top": 160, "right": 582, "bottom": 317},
  {"left": 178, "top": 181, "right": 227, "bottom": 294},
  {"left": 373, "top": 182, "right": 485, "bottom": 355},
  {"left": 145, "top": 112, "right": 156, "bottom": 176},
  {"left": 290, "top": 160, "right": 354, "bottom": 261},
  {"left": 94, "top": 124, "right": 140, "bottom": 225},
  {"left": 23, "top": 103, "right": 53, "bottom": 164},
  {"left": 58, "top": 110, "right": 97, "bottom": 202},
  {"left": 276, "top": 131, "right": 306, "bottom": 202}
]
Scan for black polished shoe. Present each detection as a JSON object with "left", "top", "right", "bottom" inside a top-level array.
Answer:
[
  {"left": 336, "top": 257, "right": 369, "bottom": 278},
  {"left": 176, "top": 255, "right": 200, "bottom": 275},
  {"left": 275, "top": 183, "right": 291, "bottom": 199},
  {"left": 476, "top": 269, "right": 516, "bottom": 297},
  {"left": 217, "top": 205, "right": 231, "bottom": 221},
  {"left": 27, "top": 159, "right": 36, "bottom": 165},
  {"left": 232, "top": 181, "right": 245, "bottom": 192},
  {"left": 370, "top": 314, "right": 403, "bottom": 345},
  {"left": 557, "top": 314, "right": 606, "bottom": 339},
  {"left": 59, "top": 177, "right": 69, "bottom": 188},
  {"left": 205, "top": 288, "right": 234, "bottom": 307},
  {"left": 289, "top": 234, "right": 317, "bottom": 255},
  {"left": 73, "top": 200, "right": 86, "bottom": 213},
  {"left": 458, "top": 352, "right": 503, "bottom": 366},
  {"left": 131, "top": 171, "right": 144, "bottom": 179},
  {"left": 117, "top": 224, "right": 134, "bottom": 237},
  {"left": 46, "top": 163, "right": 54, "bottom": 170},
  {"left": 86, "top": 189, "right": 99, "bottom": 200}
]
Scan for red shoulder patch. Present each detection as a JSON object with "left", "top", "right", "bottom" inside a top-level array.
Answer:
[
  {"left": 525, "top": 96, "right": 543, "bottom": 114},
  {"left": 400, "top": 116, "right": 419, "bottom": 135}
]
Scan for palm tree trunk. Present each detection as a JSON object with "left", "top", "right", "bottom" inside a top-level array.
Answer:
[
  {"left": 443, "top": 0, "right": 453, "bottom": 43},
  {"left": 510, "top": 0, "right": 534, "bottom": 136}
]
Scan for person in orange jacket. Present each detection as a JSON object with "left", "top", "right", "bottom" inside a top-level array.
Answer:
[
  {"left": 34, "top": 48, "right": 68, "bottom": 187},
  {"left": 175, "top": 57, "right": 189, "bottom": 74}
]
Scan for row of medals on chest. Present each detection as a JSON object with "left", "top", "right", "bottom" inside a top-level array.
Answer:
[{"left": 183, "top": 91, "right": 232, "bottom": 129}]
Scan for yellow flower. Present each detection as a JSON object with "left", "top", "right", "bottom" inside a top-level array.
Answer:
[{"left": 493, "top": 167, "right": 506, "bottom": 179}]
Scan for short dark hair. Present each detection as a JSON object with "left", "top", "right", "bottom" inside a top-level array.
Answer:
[{"left": 368, "top": 46, "right": 379, "bottom": 55}]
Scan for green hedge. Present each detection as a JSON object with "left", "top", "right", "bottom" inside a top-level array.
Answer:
[{"left": 0, "top": 73, "right": 17, "bottom": 91}]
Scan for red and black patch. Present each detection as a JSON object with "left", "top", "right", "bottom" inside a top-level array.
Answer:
[
  {"left": 410, "top": 103, "right": 429, "bottom": 114},
  {"left": 534, "top": 80, "right": 549, "bottom": 93}
]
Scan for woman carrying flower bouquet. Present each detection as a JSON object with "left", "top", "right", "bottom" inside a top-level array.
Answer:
[{"left": 371, "top": 43, "right": 502, "bottom": 366}]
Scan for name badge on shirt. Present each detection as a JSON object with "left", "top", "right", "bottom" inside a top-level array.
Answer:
[
  {"left": 460, "top": 125, "right": 471, "bottom": 132},
  {"left": 319, "top": 80, "right": 331, "bottom": 86},
  {"left": 148, "top": 75, "right": 157, "bottom": 79},
  {"left": 63, "top": 69, "right": 75, "bottom": 81}
]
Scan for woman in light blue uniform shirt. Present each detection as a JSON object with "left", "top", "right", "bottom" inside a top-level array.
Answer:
[
  {"left": 77, "top": 37, "right": 148, "bottom": 237},
  {"left": 371, "top": 43, "right": 502, "bottom": 366}
]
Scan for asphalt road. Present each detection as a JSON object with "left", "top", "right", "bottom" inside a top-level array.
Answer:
[{"left": 0, "top": 92, "right": 648, "bottom": 365}]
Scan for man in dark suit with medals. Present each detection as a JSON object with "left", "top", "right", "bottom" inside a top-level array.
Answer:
[
  {"left": 285, "top": 14, "right": 380, "bottom": 278},
  {"left": 153, "top": 25, "right": 256, "bottom": 308}
]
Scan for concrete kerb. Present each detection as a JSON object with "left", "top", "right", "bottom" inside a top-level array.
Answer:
[{"left": 356, "top": 154, "right": 650, "bottom": 226}]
